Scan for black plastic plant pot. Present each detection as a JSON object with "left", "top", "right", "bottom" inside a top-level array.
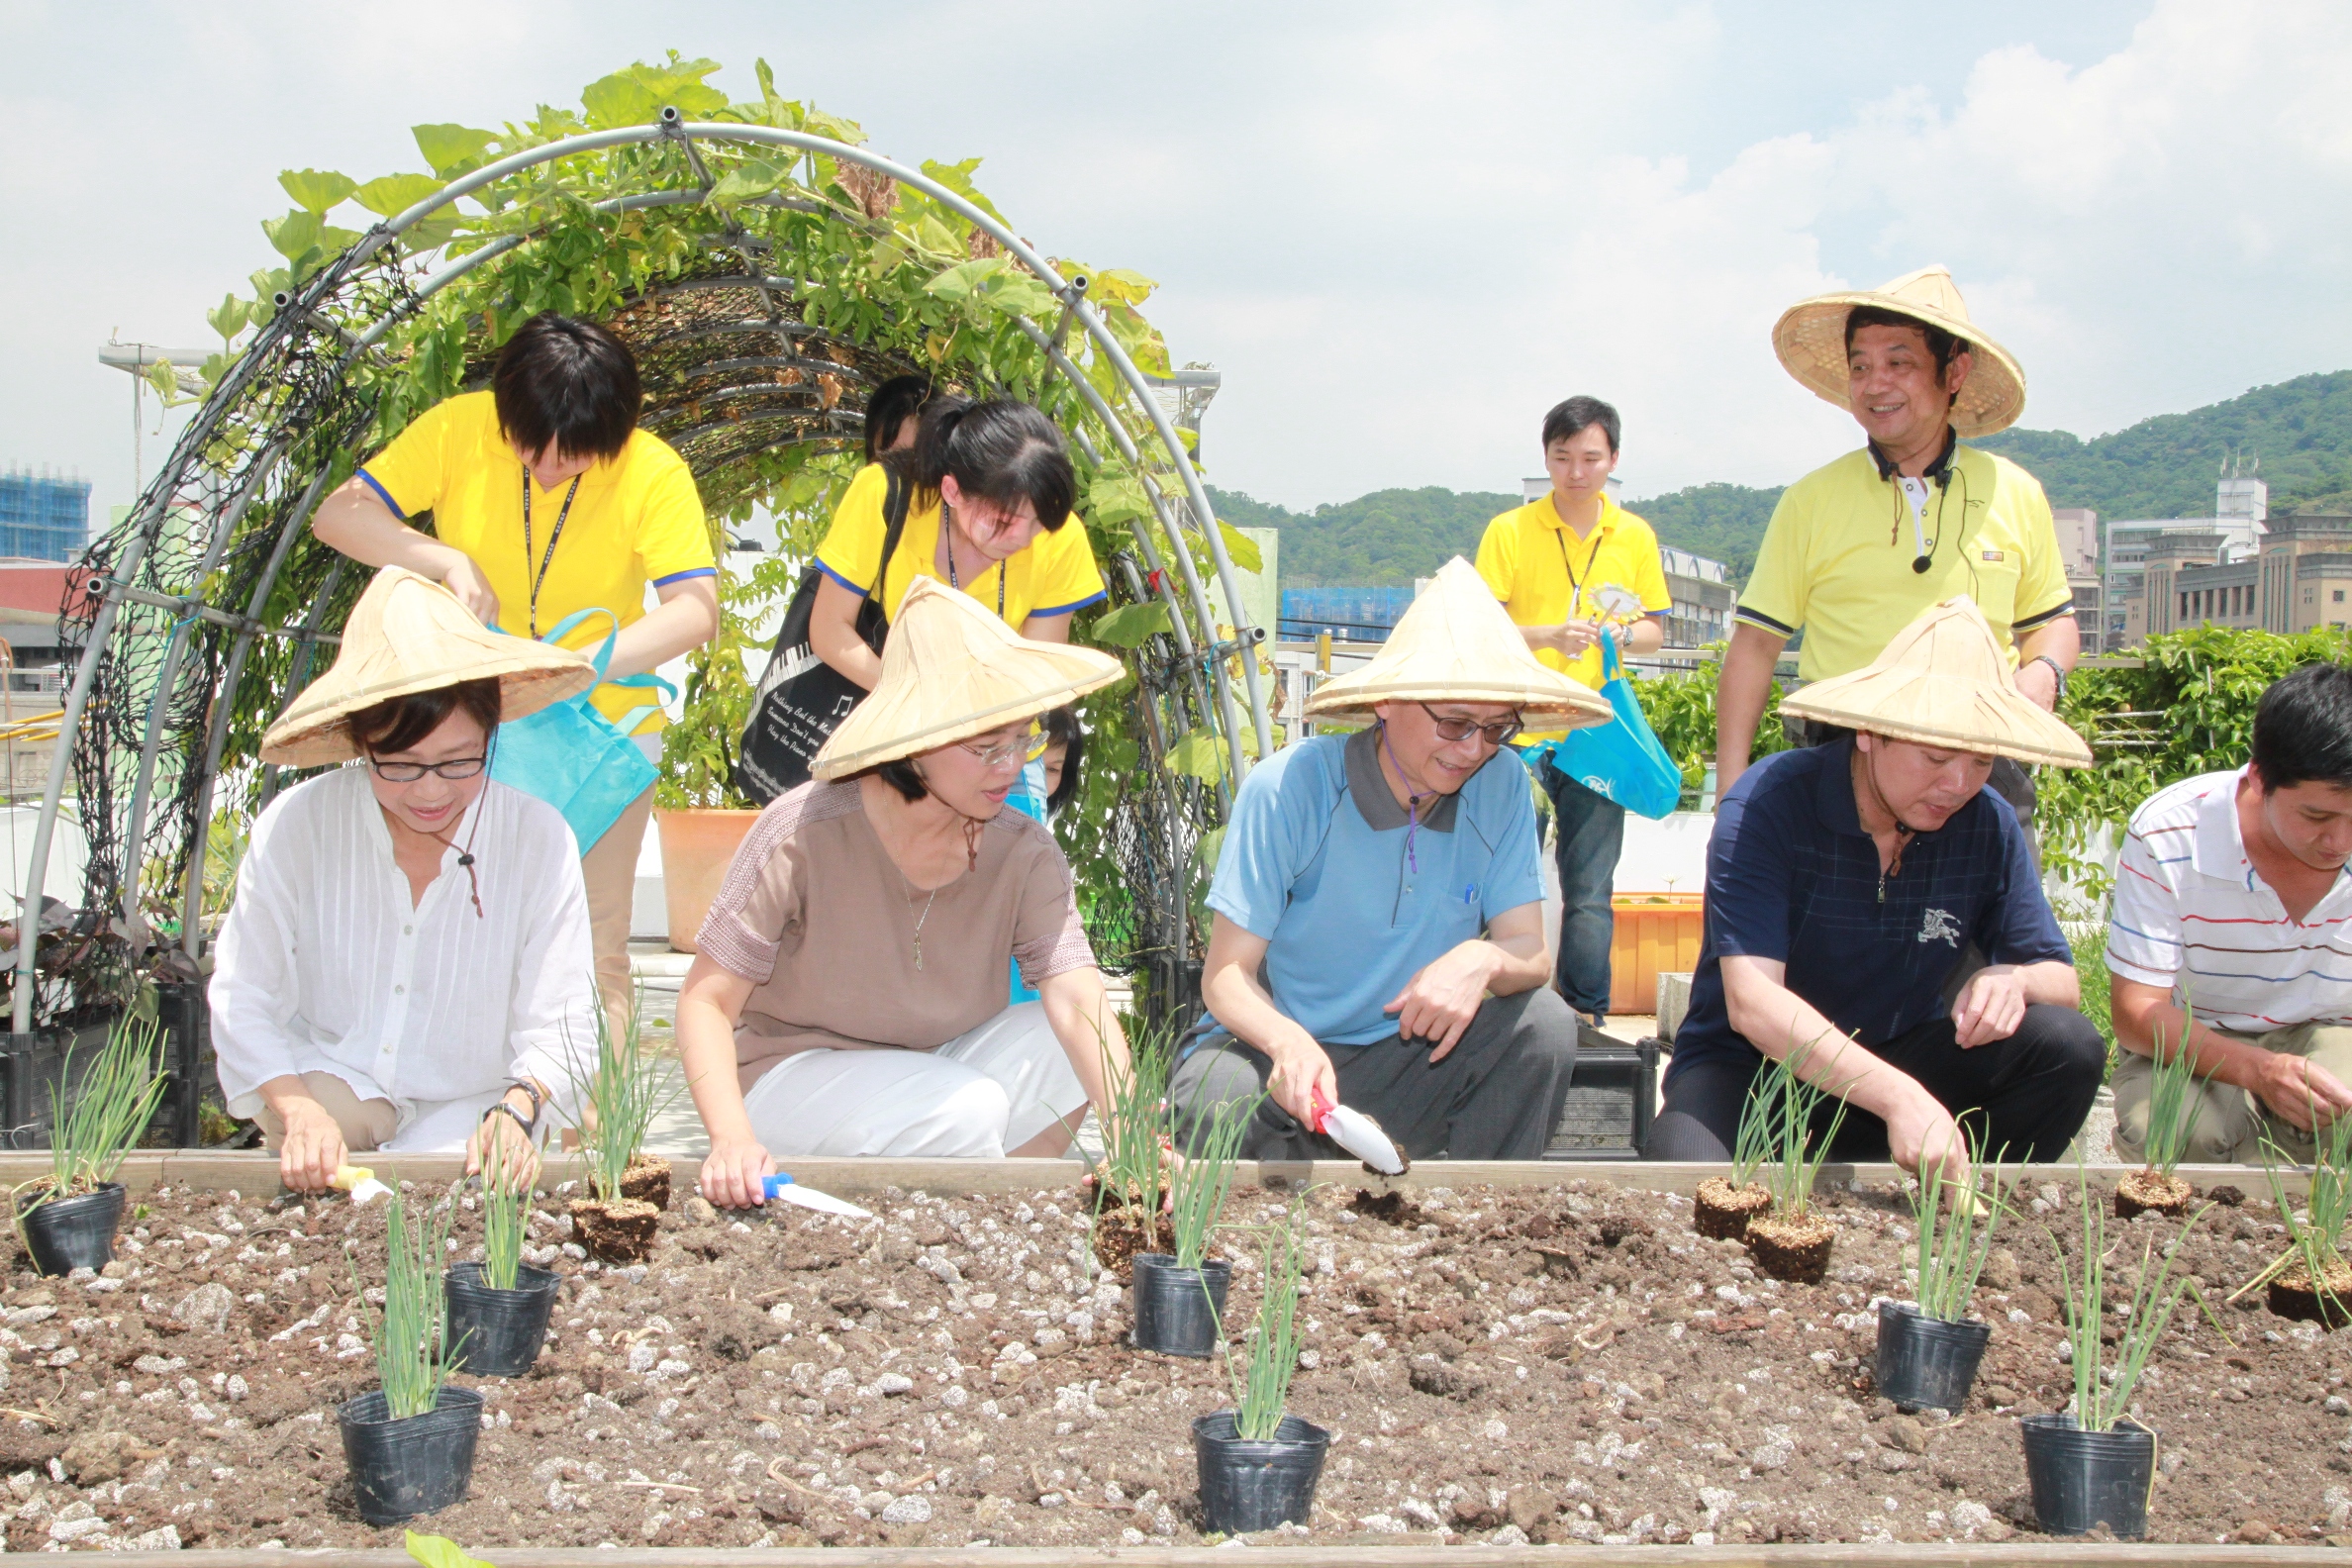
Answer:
[
  {"left": 1130, "top": 1254, "right": 1231, "bottom": 1357},
  {"left": 339, "top": 1385, "right": 484, "bottom": 1526},
  {"left": 1194, "top": 1410, "right": 1329, "bottom": 1534},
  {"left": 443, "top": 1262, "right": 561, "bottom": 1378},
  {"left": 18, "top": 1183, "right": 125, "bottom": 1277},
  {"left": 1875, "top": 1301, "right": 1993, "bottom": 1413},
  {"left": 2019, "top": 1413, "right": 2157, "bottom": 1539}
]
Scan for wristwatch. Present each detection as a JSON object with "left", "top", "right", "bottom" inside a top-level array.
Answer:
[{"left": 2028, "top": 654, "right": 2068, "bottom": 702}]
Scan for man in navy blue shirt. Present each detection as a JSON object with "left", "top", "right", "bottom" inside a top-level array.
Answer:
[{"left": 1649, "top": 598, "right": 2104, "bottom": 1186}]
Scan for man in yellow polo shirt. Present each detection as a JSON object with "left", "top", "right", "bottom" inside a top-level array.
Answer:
[
  {"left": 1475, "top": 396, "right": 1670, "bottom": 1027},
  {"left": 312, "top": 312, "right": 720, "bottom": 1031},
  {"left": 1715, "top": 267, "right": 2079, "bottom": 821}
]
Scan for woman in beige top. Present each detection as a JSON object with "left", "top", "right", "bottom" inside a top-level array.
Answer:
[{"left": 682, "top": 578, "right": 1136, "bottom": 1203}]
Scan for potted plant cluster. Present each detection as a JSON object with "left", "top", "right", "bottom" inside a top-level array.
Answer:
[
  {"left": 441, "top": 1134, "right": 561, "bottom": 1377},
  {"left": 1089, "top": 1027, "right": 1176, "bottom": 1279},
  {"left": 338, "top": 1187, "right": 483, "bottom": 1525},
  {"left": 1194, "top": 1196, "right": 1329, "bottom": 1535},
  {"left": 1692, "top": 1059, "right": 1776, "bottom": 1240},
  {"left": 2249, "top": 1111, "right": 2352, "bottom": 1326},
  {"left": 2115, "top": 1018, "right": 2200, "bottom": 1219},
  {"left": 2020, "top": 1171, "right": 2208, "bottom": 1539},
  {"left": 1742, "top": 1042, "right": 1850, "bottom": 1284},
  {"left": 564, "top": 990, "right": 678, "bottom": 1262},
  {"left": 15, "top": 1013, "right": 168, "bottom": 1277},
  {"left": 1130, "top": 1095, "right": 1255, "bottom": 1358},
  {"left": 1876, "top": 1131, "right": 2007, "bottom": 1413}
]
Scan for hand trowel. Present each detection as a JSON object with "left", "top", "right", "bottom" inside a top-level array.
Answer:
[
  {"left": 1308, "top": 1088, "right": 1408, "bottom": 1176},
  {"left": 762, "top": 1172, "right": 873, "bottom": 1220}
]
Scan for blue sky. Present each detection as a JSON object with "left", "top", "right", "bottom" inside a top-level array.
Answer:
[{"left": 3, "top": 0, "right": 2346, "bottom": 525}]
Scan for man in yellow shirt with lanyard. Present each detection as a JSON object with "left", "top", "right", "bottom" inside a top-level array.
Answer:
[
  {"left": 1715, "top": 267, "right": 2079, "bottom": 824},
  {"left": 312, "top": 312, "right": 720, "bottom": 1032},
  {"left": 1475, "top": 396, "right": 1671, "bottom": 1028}
]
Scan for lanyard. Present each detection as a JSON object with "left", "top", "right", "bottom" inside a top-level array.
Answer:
[
  {"left": 1554, "top": 522, "right": 1600, "bottom": 622},
  {"left": 520, "top": 469, "right": 583, "bottom": 638},
  {"left": 942, "top": 505, "right": 1008, "bottom": 621}
]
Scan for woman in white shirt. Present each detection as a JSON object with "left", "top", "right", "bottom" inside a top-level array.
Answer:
[{"left": 211, "top": 567, "right": 603, "bottom": 1192}]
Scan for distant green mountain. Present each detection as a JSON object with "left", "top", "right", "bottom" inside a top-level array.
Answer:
[{"left": 1219, "top": 370, "right": 2352, "bottom": 589}]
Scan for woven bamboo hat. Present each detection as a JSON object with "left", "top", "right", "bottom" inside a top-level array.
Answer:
[
  {"left": 1303, "top": 557, "right": 1613, "bottom": 728},
  {"left": 1778, "top": 596, "right": 2091, "bottom": 767},
  {"left": 1772, "top": 264, "right": 2027, "bottom": 439},
  {"left": 260, "top": 566, "right": 597, "bottom": 766},
  {"left": 812, "top": 576, "right": 1127, "bottom": 779}
]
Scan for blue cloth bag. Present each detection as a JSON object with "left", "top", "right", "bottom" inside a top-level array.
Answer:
[
  {"left": 1527, "top": 637, "right": 1684, "bottom": 821},
  {"left": 488, "top": 608, "right": 674, "bottom": 852}
]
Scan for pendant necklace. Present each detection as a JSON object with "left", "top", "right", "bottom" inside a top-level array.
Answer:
[
  {"left": 1856, "top": 750, "right": 1916, "bottom": 904},
  {"left": 901, "top": 871, "right": 942, "bottom": 971},
  {"left": 942, "top": 506, "right": 1008, "bottom": 620}
]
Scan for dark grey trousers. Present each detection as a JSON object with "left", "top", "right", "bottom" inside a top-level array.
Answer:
[{"left": 1168, "top": 987, "right": 1579, "bottom": 1162}]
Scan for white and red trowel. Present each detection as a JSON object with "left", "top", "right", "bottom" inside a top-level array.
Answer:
[{"left": 1308, "top": 1087, "right": 1408, "bottom": 1176}]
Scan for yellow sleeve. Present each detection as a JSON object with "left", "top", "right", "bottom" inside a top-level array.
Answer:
[
  {"left": 633, "top": 441, "right": 716, "bottom": 585},
  {"left": 812, "top": 463, "right": 891, "bottom": 595},
  {"left": 1734, "top": 486, "right": 1811, "bottom": 639},
  {"left": 1628, "top": 521, "right": 1672, "bottom": 614},
  {"left": 356, "top": 399, "right": 454, "bottom": 521},
  {"left": 1473, "top": 513, "right": 1519, "bottom": 601},
  {"left": 2009, "top": 471, "right": 2075, "bottom": 634},
  {"left": 1027, "top": 522, "right": 1107, "bottom": 619}
]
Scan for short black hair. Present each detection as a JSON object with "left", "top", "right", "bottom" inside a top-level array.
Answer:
[
  {"left": 863, "top": 374, "right": 936, "bottom": 465},
  {"left": 492, "top": 312, "right": 642, "bottom": 462},
  {"left": 349, "top": 677, "right": 503, "bottom": 758},
  {"left": 867, "top": 757, "right": 930, "bottom": 803},
  {"left": 913, "top": 396, "right": 1075, "bottom": 532},
  {"left": 1844, "top": 305, "right": 1969, "bottom": 383},
  {"left": 1540, "top": 396, "right": 1620, "bottom": 456},
  {"left": 1042, "top": 705, "right": 1085, "bottom": 816},
  {"left": 2251, "top": 664, "right": 2352, "bottom": 793}
]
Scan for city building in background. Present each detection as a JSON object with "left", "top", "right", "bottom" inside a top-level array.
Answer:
[
  {"left": 2102, "top": 471, "right": 2273, "bottom": 648},
  {"left": 0, "top": 469, "right": 89, "bottom": 563}
]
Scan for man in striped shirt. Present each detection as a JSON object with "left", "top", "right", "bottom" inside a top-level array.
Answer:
[{"left": 2107, "top": 664, "right": 2352, "bottom": 1163}]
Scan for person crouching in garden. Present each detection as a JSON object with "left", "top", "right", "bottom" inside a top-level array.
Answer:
[
  {"left": 2106, "top": 663, "right": 2352, "bottom": 1164},
  {"left": 1169, "top": 558, "right": 1607, "bottom": 1162},
  {"left": 212, "top": 567, "right": 603, "bottom": 1193},
  {"left": 1646, "top": 597, "right": 2105, "bottom": 1186},
  {"left": 682, "top": 577, "right": 1138, "bottom": 1198}
]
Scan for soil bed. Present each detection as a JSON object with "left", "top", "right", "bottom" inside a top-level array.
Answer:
[{"left": 0, "top": 1174, "right": 2346, "bottom": 1551}]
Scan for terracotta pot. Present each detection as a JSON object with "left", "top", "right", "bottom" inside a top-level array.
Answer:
[{"left": 654, "top": 808, "right": 760, "bottom": 954}]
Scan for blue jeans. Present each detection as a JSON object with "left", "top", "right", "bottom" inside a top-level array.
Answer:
[{"left": 1536, "top": 751, "right": 1624, "bottom": 1018}]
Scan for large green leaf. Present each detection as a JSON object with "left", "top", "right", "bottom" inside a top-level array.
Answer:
[
  {"left": 1165, "top": 727, "right": 1227, "bottom": 784},
  {"left": 412, "top": 124, "right": 496, "bottom": 177},
  {"left": 1089, "top": 602, "right": 1172, "bottom": 649},
  {"left": 924, "top": 256, "right": 1000, "bottom": 302},
  {"left": 404, "top": 1532, "right": 496, "bottom": 1568},
  {"left": 205, "top": 295, "right": 247, "bottom": 343},
  {"left": 261, "top": 210, "right": 323, "bottom": 261},
  {"left": 277, "top": 168, "right": 354, "bottom": 214},
  {"left": 1087, "top": 469, "right": 1154, "bottom": 529},
  {"left": 709, "top": 158, "right": 789, "bottom": 206},
  {"left": 581, "top": 71, "right": 660, "bottom": 128},
  {"left": 919, "top": 157, "right": 1008, "bottom": 226},
  {"left": 1090, "top": 268, "right": 1158, "bottom": 306},
  {"left": 1217, "top": 521, "right": 1263, "bottom": 575},
  {"left": 353, "top": 174, "right": 447, "bottom": 220}
]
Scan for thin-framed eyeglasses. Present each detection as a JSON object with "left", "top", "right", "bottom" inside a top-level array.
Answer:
[
  {"left": 1418, "top": 705, "right": 1522, "bottom": 748},
  {"left": 368, "top": 756, "right": 488, "bottom": 782},
  {"left": 960, "top": 725, "right": 1051, "bottom": 769}
]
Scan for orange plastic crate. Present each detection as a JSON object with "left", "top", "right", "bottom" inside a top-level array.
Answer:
[{"left": 1609, "top": 893, "right": 1705, "bottom": 1017}]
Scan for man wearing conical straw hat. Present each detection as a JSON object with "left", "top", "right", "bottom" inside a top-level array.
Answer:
[
  {"left": 1167, "top": 559, "right": 1609, "bottom": 1163},
  {"left": 211, "top": 568, "right": 603, "bottom": 1194},
  {"left": 672, "top": 578, "right": 1142, "bottom": 1195},
  {"left": 1716, "top": 265, "right": 2081, "bottom": 828},
  {"left": 1650, "top": 598, "right": 2106, "bottom": 1185}
]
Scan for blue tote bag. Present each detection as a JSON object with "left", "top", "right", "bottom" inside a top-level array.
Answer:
[
  {"left": 1533, "top": 637, "right": 1684, "bottom": 820},
  {"left": 488, "top": 608, "right": 674, "bottom": 852}
]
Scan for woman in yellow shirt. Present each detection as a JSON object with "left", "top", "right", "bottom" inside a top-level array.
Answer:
[
  {"left": 808, "top": 396, "right": 1106, "bottom": 683},
  {"left": 310, "top": 313, "right": 720, "bottom": 1032}
]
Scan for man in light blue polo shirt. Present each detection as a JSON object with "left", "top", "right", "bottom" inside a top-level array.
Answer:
[{"left": 1170, "top": 560, "right": 1608, "bottom": 1161}]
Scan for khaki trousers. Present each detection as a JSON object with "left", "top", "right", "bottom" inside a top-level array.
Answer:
[
  {"left": 253, "top": 1071, "right": 398, "bottom": 1152},
  {"left": 2112, "top": 1021, "right": 2352, "bottom": 1165},
  {"left": 580, "top": 785, "right": 655, "bottom": 1041}
]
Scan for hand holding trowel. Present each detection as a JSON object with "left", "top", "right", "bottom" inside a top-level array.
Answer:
[{"left": 1308, "top": 1087, "right": 1409, "bottom": 1177}]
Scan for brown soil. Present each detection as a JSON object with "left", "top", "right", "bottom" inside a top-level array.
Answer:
[
  {"left": 619, "top": 1155, "right": 672, "bottom": 1213},
  {"left": 0, "top": 1175, "right": 2346, "bottom": 1551},
  {"left": 1746, "top": 1211, "right": 1836, "bottom": 1284},
  {"left": 1087, "top": 1202, "right": 1172, "bottom": 1283},
  {"left": 2269, "top": 1259, "right": 2352, "bottom": 1329},
  {"left": 570, "top": 1199, "right": 659, "bottom": 1264},
  {"left": 1693, "top": 1179, "right": 1771, "bottom": 1241},
  {"left": 2114, "top": 1169, "right": 2195, "bottom": 1219}
]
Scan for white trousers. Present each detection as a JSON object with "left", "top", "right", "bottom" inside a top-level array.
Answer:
[{"left": 739, "top": 1002, "right": 1086, "bottom": 1157}]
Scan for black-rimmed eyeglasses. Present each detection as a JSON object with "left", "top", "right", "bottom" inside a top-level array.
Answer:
[
  {"left": 368, "top": 756, "right": 488, "bottom": 782},
  {"left": 1418, "top": 705, "right": 1522, "bottom": 747}
]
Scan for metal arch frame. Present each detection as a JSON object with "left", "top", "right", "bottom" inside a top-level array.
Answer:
[{"left": 16, "top": 110, "right": 1272, "bottom": 1032}]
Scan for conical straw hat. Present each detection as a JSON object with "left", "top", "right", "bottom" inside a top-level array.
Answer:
[
  {"left": 1772, "top": 264, "right": 2027, "bottom": 439},
  {"left": 812, "top": 576, "right": 1127, "bottom": 779},
  {"left": 1777, "top": 596, "right": 2091, "bottom": 768},
  {"left": 261, "top": 566, "right": 598, "bottom": 766},
  {"left": 1304, "top": 557, "right": 1613, "bottom": 727}
]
